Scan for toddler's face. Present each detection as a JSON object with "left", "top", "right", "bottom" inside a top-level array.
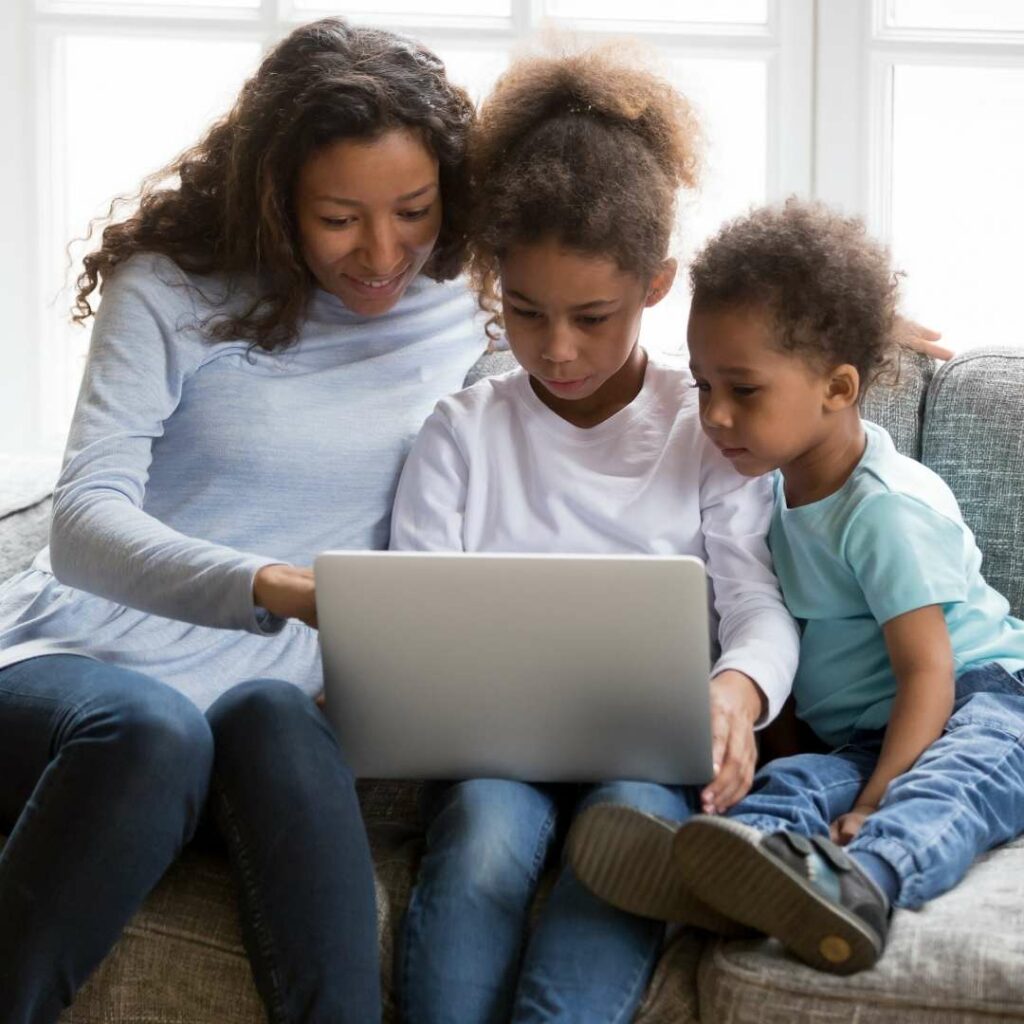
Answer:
[
  {"left": 687, "top": 305, "right": 834, "bottom": 477},
  {"left": 499, "top": 240, "right": 672, "bottom": 414}
]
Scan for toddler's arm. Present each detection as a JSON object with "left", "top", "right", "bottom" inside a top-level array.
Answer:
[{"left": 831, "top": 604, "right": 955, "bottom": 844}]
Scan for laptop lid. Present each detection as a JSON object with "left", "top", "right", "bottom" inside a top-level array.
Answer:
[{"left": 315, "top": 551, "right": 713, "bottom": 784}]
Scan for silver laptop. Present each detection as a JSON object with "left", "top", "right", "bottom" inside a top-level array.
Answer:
[{"left": 315, "top": 551, "right": 713, "bottom": 784}]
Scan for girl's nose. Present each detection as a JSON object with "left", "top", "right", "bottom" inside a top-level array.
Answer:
[{"left": 541, "top": 321, "right": 577, "bottom": 364}]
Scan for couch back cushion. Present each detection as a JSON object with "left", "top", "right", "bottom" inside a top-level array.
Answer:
[
  {"left": 922, "top": 347, "right": 1024, "bottom": 618},
  {"left": 860, "top": 350, "right": 935, "bottom": 460}
]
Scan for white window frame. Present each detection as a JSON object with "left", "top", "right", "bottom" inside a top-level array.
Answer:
[
  {"left": 4, "top": 0, "right": 812, "bottom": 454},
  {"left": 814, "top": 0, "right": 1024, "bottom": 237}
]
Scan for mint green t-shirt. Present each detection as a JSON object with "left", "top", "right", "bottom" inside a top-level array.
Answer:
[{"left": 769, "top": 420, "right": 1024, "bottom": 747}]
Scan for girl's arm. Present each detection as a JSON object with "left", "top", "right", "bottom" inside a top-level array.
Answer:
[
  {"left": 831, "top": 604, "right": 954, "bottom": 844},
  {"left": 389, "top": 405, "right": 468, "bottom": 552},
  {"left": 699, "top": 458, "right": 801, "bottom": 812},
  {"left": 48, "top": 256, "right": 290, "bottom": 634}
]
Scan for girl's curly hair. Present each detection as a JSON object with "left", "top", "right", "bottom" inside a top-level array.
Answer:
[
  {"left": 72, "top": 18, "right": 475, "bottom": 351},
  {"left": 467, "top": 42, "right": 703, "bottom": 339},
  {"left": 689, "top": 198, "right": 901, "bottom": 394}
]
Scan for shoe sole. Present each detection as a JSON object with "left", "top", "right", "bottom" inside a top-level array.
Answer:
[
  {"left": 672, "top": 817, "right": 883, "bottom": 974},
  {"left": 567, "top": 805, "right": 754, "bottom": 937}
]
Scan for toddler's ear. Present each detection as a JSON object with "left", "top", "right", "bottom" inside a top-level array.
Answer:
[
  {"left": 644, "top": 259, "right": 678, "bottom": 308},
  {"left": 824, "top": 364, "right": 861, "bottom": 410}
]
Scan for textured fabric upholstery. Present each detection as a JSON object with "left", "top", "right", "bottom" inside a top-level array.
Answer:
[
  {"left": 861, "top": 351, "right": 935, "bottom": 460},
  {"left": 697, "top": 836, "right": 1024, "bottom": 1024},
  {"left": 922, "top": 347, "right": 1024, "bottom": 618}
]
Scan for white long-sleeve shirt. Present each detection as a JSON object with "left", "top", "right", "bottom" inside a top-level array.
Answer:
[{"left": 390, "top": 359, "right": 799, "bottom": 724}]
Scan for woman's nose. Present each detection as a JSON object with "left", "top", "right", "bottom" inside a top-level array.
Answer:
[{"left": 360, "top": 220, "right": 404, "bottom": 277}]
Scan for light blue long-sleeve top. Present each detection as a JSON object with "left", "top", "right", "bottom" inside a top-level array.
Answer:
[{"left": 0, "top": 253, "right": 484, "bottom": 709}]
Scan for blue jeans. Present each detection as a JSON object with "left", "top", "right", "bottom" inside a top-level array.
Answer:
[
  {"left": 399, "top": 777, "right": 697, "bottom": 1024},
  {"left": 0, "top": 656, "right": 379, "bottom": 1024},
  {"left": 728, "top": 663, "right": 1024, "bottom": 909}
]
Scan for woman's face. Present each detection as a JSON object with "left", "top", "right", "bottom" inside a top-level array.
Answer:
[{"left": 295, "top": 128, "right": 442, "bottom": 317}]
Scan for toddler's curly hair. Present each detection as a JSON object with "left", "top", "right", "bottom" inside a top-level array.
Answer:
[
  {"left": 468, "top": 42, "right": 703, "bottom": 339},
  {"left": 689, "top": 198, "right": 901, "bottom": 394}
]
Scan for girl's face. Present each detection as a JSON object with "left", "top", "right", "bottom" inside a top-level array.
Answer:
[
  {"left": 295, "top": 128, "right": 442, "bottom": 317},
  {"left": 687, "top": 305, "right": 855, "bottom": 477},
  {"left": 499, "top": 240, "right": 675, "bottom": 423}
]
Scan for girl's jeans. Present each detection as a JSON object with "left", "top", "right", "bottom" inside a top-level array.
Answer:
[
  {"left": 728, "top": 663, "right": 1024, "bottom": 909},
  {"left": 400, "top": 777, "right": 698, "bottom": 1024},
  {"left": 0, "top": 655, "right": 380, "bottom": 1024}
]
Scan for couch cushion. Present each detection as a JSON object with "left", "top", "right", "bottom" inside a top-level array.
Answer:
[
  {"left": 922, "top": 347, "right": 1024, "bottom": 619},
  {"left": 860, "top": 350, "right": 935, "bottom": 460},
  {"left": 697, "top": 835, "right": 1024, "bottom": 1023}
]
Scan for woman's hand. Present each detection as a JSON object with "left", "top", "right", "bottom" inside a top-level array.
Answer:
[
  {"left": 701, "top": 670, "right": 765, "bottom": 815},
  {"left": 830, "top": 804, "right": 876, "bottom": 845},
  {"left": 252, "top": 563, "right": 318, "bottom": 628},
  {"left": 894, "top": 317, "right": 954, "bottom": 361}
]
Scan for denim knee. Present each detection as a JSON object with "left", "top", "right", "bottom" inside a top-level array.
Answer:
[
  {"left": 577, "top": 780, "right": 694, "bottom": 821},
  {"left": 425, "top": 779, "right": 557, "bottom": 898},
  {"left": 75, "top": 682, "right": 213, "bottom": 831},
  {"left": 207, "top": 678, "right": 321, "bottom": 752}
]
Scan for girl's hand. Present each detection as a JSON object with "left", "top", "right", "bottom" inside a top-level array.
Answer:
[
  {"left": 894, "top": 317, "right": 954, "bottom": 361},
  {"left": 701, "top": 670, "right": 764, "bottom": 815},
  {"left": 252, "top": 563, "right": 318, "bottom": 628},
  {"left": 830, "top": 803, "right": 876, "bottom": 846}
]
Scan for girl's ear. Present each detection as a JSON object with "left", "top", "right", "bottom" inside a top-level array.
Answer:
[
  {"left": 824, "top": 364, "right": 861, "bottom": 410},
  {"left": 644, "top": 259, "right": 678, "bottom": 308}
]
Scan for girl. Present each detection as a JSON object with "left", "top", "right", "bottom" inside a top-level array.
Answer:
[
  {"left": 568, "top": 200, "right": 1024, "bottom": 975},
  {"left": 389, "top": 45, "right": 801, "bottom": 1022},
  {"left": 0, "top": 19, "right": 481, "bottom": 1024}
]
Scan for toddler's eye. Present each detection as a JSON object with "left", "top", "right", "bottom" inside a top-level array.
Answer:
[
  {"left": 689, "top": 380, "right": 711, "bottom": 393},
  {"left": 732, "top": 386, "right": 759, "bottom": 397}
]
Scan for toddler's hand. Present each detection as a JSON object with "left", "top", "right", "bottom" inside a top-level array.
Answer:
[
  {"left": 830, "top": 804, "right": 876, "bottom": 845},
  {"left": 701, "top": 670, "right": 764, "bottom": 815}
]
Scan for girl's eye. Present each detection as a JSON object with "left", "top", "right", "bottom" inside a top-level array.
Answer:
[
  {"left": 507, "top": 305, "right": 543, "bottom": 320},
  {"left": 320, "top": 216, "right": 354, "bottom": 228},
  {"left": 690, "top": 380, "right": 711, "bottom": 393},
  {"left": 399, "top": 206, "right": 432, "bottom": 221},
  {"left": 577, "top": 314, "right": 610, "bottom": 326},
  {"left": 732, "top": 386, "right": 759, "bottom": 397}
]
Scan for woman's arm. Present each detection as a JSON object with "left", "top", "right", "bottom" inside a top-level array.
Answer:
[
  {"left": 48, "top": 256, "right": 289, "bottom": 634},
  {"left": 831, "top": 604, "right": 954, "bottom": 843}
]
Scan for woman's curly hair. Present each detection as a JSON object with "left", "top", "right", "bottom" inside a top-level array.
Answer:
[
  {"left": 689, "top": 198, "right": 901, "bottom": 394},
  {"left": 467, "top": 42, "right": 703, "bottom": 339},
  {"left": 72, "top": 18, "right": 475, "bottom": 351}
]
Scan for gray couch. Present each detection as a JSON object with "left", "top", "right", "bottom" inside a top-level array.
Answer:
[{"left": 2, "top": 346, "right": 1023, "bottom": 1023}]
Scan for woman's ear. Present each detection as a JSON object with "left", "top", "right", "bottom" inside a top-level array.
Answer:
[
  {"left": 644, "top": 259, "right": 678, "bottom": 308},
  {"left": 824, "top": 363, "right": 861, "bottom": 410}
]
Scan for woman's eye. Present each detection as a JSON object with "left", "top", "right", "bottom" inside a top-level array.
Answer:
[
  {"left": 320, "top": 216, "right": 354, "bottom": 228},
  {"left": 399, "top": 207, "right": 432, "bottom": 221},
  {"left": 508, "top": 305, "right": 542, "bottom": 320}
]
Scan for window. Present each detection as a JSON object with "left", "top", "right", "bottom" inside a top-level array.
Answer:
[{"left": 5, "top": 0, "right": 1020, "bottom": 457}]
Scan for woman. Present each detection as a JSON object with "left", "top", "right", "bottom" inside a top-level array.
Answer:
[{"left": 0, "top": 18, "right": 481, "bottom": 1024}]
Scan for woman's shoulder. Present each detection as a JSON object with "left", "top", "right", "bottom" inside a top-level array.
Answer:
[{"left": 102, "top": 252, "right": 248, "bottom": 319}]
